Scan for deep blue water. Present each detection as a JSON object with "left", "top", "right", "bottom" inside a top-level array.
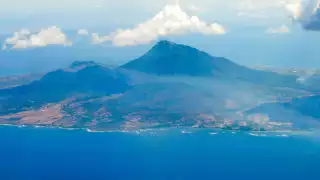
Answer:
[{"left": 0, "top": 126, "right": 320, "bottom": 180}]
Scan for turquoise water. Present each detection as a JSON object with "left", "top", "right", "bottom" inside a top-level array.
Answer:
[{"left": 1, "top": 126, "right": 320, "bottom": 180}]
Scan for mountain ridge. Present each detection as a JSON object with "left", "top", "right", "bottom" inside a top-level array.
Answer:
[
  {"left": 121, "top": 40, "right": 301, "bottom": 88},
  {"left": 0, "top": 65, "right": 130, "bottom": 115}
]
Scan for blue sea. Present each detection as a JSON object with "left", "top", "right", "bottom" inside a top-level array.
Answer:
[{"left": 1, "top": 126, "right": 320, "bottom": 180}]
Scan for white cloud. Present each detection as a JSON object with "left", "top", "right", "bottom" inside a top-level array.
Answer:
[
  {"left": 286, "top": 0, "right": 320, "bottom": 30},
  {"left": 267, "top": 25, "right": 290, "bottom": 33},
  {"left": 77, "top": 29, "right": 89, "bottom": 35},
  {"left": 92, "top": 4, "right": 226, "bottom": 46},
  {"left": 286, "top": 0, "right": 316, "bottom": 20},
  {"left": 2, "top": 26, "right": 71, "bottom": 50},
  {"left": 91, "top": 33, "right": 111, "bottom": 44},
  {"left": 18, "top": 29, "right": 31, "bottom": 36},
  {"left": 286, "top": 1, "right": 303, "bottom": 19}
]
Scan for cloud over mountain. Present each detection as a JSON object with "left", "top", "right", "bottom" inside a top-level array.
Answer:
[
  {"left": 287, "top": 0, "right": 320, "bottom": 30},
  {"left": 92, "top": 4, "right": 226, "bottom": 46},
  {"left": 2, "top": 26, "right": 72, "bottom": 50}
]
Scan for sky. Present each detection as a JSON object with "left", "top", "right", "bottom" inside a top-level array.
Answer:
[
  {"left": 0, "top": 0, "right": 295, "bottom": 31},
  {"left": 0, "top": 0, "right": 320, "bottom": 74}
]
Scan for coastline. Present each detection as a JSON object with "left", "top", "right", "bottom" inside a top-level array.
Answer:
[{"left": 1, "top": 123, "right": 316, "bottom": 138}]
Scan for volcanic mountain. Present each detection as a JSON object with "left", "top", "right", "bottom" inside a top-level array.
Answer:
[
  {"left": 0, "top": 40, "right": 315, "bottom": 131},
  {"left": 122, "top": 40, "right": 300, "bottom": 88}
]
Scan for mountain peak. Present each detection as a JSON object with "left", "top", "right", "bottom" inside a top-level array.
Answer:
[
  {"left": 151, "top": 40, "right": 178, "bottom": 51},
  {"left": 122, "top": 40, "right": 222, "bottom": 76},
  {"left": 156, "top": 40, "right": 176, "bottom": 46},
  {"left": 66, "top": 61, "right": 100, "bottom": 72},
  {"left": 121, "top": 41, "right": 300, "bottom": 88},
  {"left": 69, "top": 61, "right": 98, "bottom": 69}
]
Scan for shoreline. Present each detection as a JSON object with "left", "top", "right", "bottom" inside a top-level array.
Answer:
[{"left": 0, "top": 123, "right": 316, "bottom": 137}]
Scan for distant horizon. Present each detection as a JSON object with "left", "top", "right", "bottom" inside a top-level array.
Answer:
[
  {"left": 1, "top": 0, "right": 320, "bottom": 75},
  {"left": 0, "top": 39, "right": 318, "bottom": 78},
  {"left": 0, "top": 37, "right": 319, "bottom": 77}
]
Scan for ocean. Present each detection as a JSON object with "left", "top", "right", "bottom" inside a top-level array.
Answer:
[{"left": 0, "top": 126, "right": 319, "bottom": 180}]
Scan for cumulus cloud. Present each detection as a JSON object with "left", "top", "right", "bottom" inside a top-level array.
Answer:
[
  {"left": 77, "top": 29, "right": 89, "bottom": 35},
  {"left": 267, "top": 25, "right": 290, "bottom": 33},
  {"left": 92, "top": 4, "right": 226, "bottom": 46},
  {"left": 287, "top": 0, "right": 320, "bottom": 30},
  {"left": 2, "top": 26, "right": 72, "bottom": 50},
  {"left": 91, "top": 33, "right": 111, "bottom": 44}
]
